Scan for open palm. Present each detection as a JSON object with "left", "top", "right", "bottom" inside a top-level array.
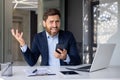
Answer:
[{"left": 11, "top": 29, "right": 25, "bottom": 46}]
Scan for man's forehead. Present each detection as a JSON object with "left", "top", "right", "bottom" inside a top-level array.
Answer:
[{"left": 47, "top": 15, "right": 60, "bottom": 19}]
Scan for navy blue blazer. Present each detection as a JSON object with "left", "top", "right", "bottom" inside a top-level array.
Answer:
[{"left": 22, "top": 30, "right": 81, "bottom": 66}]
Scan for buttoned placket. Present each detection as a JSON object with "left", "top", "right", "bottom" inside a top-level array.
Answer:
[{"left": 48, "top": 36, "right": 60, "bottom": 66}]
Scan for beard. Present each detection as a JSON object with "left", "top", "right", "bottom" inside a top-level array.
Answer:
[{"left": 46, "top": 27, "right": 60, "bottom": 36}]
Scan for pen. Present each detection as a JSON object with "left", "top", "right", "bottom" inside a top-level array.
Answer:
[
  {"left": 47, "top": 74, "right": 56, "bottom": 75},
  {"left": 32, "top": 69, "right": 37, "bottom": 73},
  {"left": 1, "top": 62, "right": 13, "bottom": 76},
  {"left": 29, "top": 73, "right": 56, "bottom": 77}
]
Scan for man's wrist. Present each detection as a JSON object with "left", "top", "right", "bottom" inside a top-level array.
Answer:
[
  {"left": 63, "top": 54, "right": 70, "bottom": 64},
  {"left": 20, "top": 42, "right": 25, "bottom": 47},
  {"left": 20, "top": 44, "right": 27, "bottom": 52}
]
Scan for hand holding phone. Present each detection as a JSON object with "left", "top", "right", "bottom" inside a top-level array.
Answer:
[{"left": 56, "top": 43, "right": 64, "bottom": 54}]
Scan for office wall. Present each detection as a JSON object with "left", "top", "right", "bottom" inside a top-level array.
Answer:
[
  {"left": 0, "top": 0, "right": 4, "bottom": 62},
  {"left": 65, "top": 0, "right": 93, "bottom": 64},
  {"left": 37, "top": 0, "right": 44, "bottom": 32},
  {"left": 12, "top": 9, "right": 30, "bottom": 61},
  {"left": 4, "top": 0, "right": 13, "bottom": 62},
  {"left": 0, "top": 0, "right": 13, "bottom": 62},
  {"left": 65, "top": 0, "right": 83, "bottom": 42}
]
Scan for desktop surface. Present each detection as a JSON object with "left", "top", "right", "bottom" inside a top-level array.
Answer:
[{"left": 0, "top": 66, "right": 120, "bottom": 80}]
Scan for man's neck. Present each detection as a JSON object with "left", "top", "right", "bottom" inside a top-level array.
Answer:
[{"left": 46, "top": 31, "right": 59, "bottom": 38}]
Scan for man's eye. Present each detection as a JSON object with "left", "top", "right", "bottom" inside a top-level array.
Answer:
[
  {"left": 50, "top": 21, "right": 53, "bottom": 23},
  {"left": 56, "top": 20, "right": 60, "bottom": 23}
]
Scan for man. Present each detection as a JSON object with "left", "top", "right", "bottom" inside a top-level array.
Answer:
[{"left": 11, "top": 8, "right": 81, "bottom": 66}]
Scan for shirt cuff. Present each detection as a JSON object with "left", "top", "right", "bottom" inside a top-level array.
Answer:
[
  {"left": 20, "top": 44, "right": 27, "bottom": 52},
  {"left": 63, "top": 54, "right": 70, "bottom": 64}
]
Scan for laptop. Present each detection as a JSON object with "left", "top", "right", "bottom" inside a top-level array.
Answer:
[{"left": 66, "top": 43, "right": 116, "bottom": 72}]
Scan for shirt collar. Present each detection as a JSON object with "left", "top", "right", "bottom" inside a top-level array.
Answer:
[{"left": 46, "top": 31, "right": 59, "bottom": 39}]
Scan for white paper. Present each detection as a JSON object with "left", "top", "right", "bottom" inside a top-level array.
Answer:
[{"left": 24, "top": 68, "right": 55, "bottom": 76}]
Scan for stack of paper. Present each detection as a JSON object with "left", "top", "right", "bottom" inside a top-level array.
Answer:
[{"left": 24, "top": 68, "right": 56, "bottom": 76}]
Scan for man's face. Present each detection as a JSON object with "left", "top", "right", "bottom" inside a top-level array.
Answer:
[{"left": 43, "top": 15, "right": 60, "bottom": 36}]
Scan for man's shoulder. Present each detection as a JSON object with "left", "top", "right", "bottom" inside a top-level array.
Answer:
[
  {"left": 59, "top": 30, "right": 72, "bottom": 34},
  {"left": 34, "top": 31, "right": 45, "bottom": 38},
  {"left": 36, "top": 31, "right": 45, "bottom": 35},
  {"left": 59, "top": 30, "right": 73, "bottom": 36}
]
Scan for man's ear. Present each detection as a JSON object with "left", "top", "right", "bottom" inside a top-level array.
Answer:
[{"left": 43, "top": 21, "right": 46, "bottom": 28}]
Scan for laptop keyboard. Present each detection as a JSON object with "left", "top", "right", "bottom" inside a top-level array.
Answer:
[{"left": 77, "top": 65, "right": 91, "bottom": 69}]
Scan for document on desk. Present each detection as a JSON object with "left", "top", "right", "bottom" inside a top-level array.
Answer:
[{"left": 24, "top": 68, "right": 56, "bottom": 76}]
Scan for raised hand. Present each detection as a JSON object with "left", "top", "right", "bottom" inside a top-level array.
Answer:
[{"left": 11, "top": 28, "right": 25, "bottom": 46}]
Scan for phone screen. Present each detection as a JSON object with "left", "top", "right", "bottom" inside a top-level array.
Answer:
[{"left": 60, "top": 71, "right": 79, "bottom": 75}]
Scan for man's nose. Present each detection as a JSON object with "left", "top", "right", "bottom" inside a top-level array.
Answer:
[{"left": 53, "top": 22, "right": 57, "bottom": 27}]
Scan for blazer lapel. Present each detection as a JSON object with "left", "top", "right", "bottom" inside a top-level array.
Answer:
[
  {"left": 58, "top": 31, "right": 66, "bottom": 65},
  {"left": 58, "top": 31, "right": 67, "bottom": 48},
  {"left": 58, "top": 31, "right": 64, "bottom": 44}
]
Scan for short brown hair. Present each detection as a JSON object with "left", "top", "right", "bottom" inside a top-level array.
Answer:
[{"left": 43, "top": 8, "right": 61, "bottom": 21}]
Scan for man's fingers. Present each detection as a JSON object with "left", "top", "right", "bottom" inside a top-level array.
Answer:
[
  {"left": 20, "top": 32, "right": 23, "bottom": 38},
  {"left": 54, "top": 49, "right": 67, "bottom": 60},
  {"left": 16, "top": 29, "right": 19, "bottom": 36},
  {"left": 54, "top": 52, "right": 61, "bottom": 58},
  {"left": 11, "top": 28, "right": 25, "bottom": 46},
  {"left": 57, "top": 49, "right": 67, "bottom": 54},
  {"left": 57, "top": 49, "right": 63, "bottom": 53},
  {"left": 11, "top": 29, "right": 23, "bottom": 39},
  {"left": 63, "top": 49, "right": 67, "bottom": 54},
  {"left": 11, "top": 29, "right": 15, "bottom": 36}
]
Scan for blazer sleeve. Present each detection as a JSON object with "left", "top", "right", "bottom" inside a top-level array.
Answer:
[
  {"left": 67, "top": 32, "right": 81, "bottom": 65},
  {"left": 22, "top": 34, "right": 40, "bottom": 66}
]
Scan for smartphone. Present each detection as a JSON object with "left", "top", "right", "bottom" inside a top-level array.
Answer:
[
  {"left": 60, "top": 71, "right": 79, "bottom": 75},
  {"left": 56, "top": 43, "right": 64, "bottom": 54}
]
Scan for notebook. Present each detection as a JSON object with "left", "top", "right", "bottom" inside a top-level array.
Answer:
[{"left": 66, "top": 43, "right": 116, "bottom": 72}]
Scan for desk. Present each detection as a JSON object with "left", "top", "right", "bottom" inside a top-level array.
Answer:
[{"left": 0, "top": 66, "right": 120, "bottom": 80}]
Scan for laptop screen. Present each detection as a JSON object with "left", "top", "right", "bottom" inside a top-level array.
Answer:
[{"left": 90, "top": 44, "right": 116, "bottom": 72}]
